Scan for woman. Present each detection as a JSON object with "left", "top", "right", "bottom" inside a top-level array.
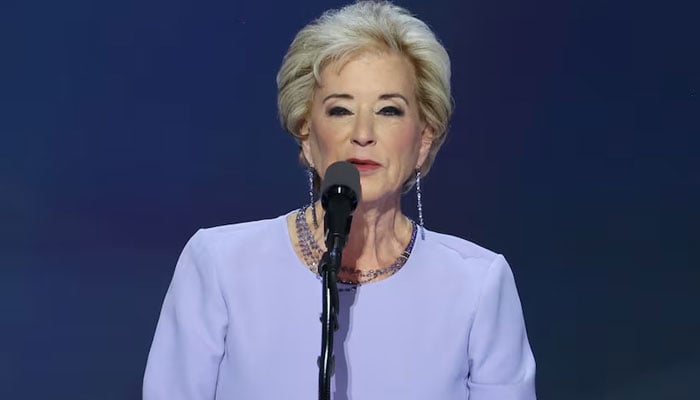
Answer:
[{"left": 144, "top": 2, "right": 536, "bottom": 399}]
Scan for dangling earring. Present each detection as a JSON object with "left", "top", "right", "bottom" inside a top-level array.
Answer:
[
  {"left": 307, "top": 167, "right": 319, "bottom": 229},
  {"left": 415, "top": 169, "right": 425, "bottom": 240}
]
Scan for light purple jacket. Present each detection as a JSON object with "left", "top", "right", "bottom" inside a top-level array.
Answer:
[{"left": 144, "top": 212, "right": 536, "bottom": 399}]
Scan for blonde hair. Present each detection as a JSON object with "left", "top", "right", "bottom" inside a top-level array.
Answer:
[{"left": 277, "top": 0, "right": 452, "bottom": 182}]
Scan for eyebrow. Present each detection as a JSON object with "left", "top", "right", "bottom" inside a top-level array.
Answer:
[
  {"left": 322, "top": 93, "right": 410, "bottom": 105},
  {"left": 379, "top": 93, "right": 409, "bottom": 105},
  {"left": 322, "top": 93, "right": 353, "bottom": 103}
]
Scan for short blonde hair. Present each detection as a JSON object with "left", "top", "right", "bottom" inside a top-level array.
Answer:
[{"left": 277, "top": 0, "right": 452, "bottom": 181}]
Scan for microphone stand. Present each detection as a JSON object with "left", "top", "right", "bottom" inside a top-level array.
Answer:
[
  {"left": 316, "top": 162, "right": 359, "bottom": 400},
  {"left": 318, "top": 241, "right": 342, "bottom": 400}
]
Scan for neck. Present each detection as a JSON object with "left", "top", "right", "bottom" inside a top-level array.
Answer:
[{"left": 313, "top": 195, "right": 412, "bottom": 271}]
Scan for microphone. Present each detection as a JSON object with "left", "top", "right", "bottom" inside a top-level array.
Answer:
[{"left": 320, "top": 161, "right": 361, "bottom": 257}]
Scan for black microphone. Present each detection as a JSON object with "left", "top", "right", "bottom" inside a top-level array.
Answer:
[{"left": 320, "top": 161, "right": 361, "bottom": 257}]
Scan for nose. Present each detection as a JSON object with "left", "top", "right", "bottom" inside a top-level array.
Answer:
[{"left": 350, "top": 112, "right": 376, "bottom": 147}]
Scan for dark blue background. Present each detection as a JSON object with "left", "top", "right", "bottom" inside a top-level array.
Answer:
[{"left": 2, "top": 0, "right": 698, "bottom": 398}]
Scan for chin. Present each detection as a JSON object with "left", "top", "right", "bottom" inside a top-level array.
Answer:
[{"left": 355, "top": 186, "right": 401, "bottom": 207}]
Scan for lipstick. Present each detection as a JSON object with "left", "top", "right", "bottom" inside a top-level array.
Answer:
[{"left": 347, "top": 158, "right": 382, "bottom": 173}]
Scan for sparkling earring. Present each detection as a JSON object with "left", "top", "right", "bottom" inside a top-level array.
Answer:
[
  {"left": 415, "top": 169, "right": 425, "bottom": 240},
  {"left": 307, "top": 167, "right": 319, "bottom": 229}
]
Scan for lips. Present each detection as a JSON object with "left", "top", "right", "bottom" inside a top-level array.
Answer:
[{"left": 347, "top": 158, "right": 382, "bottom": 173}]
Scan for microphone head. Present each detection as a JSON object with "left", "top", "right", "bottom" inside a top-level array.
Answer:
[{"left": 321, "top": 161, "right": 361, "bottom": 211}]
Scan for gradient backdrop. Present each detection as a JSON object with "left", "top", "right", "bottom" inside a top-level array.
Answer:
[{"left": 2, "top": 0, "right": 698, "bottom": 399}]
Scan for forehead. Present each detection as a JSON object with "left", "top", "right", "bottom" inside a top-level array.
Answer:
[{"left": 316, "top": 51, "right": 417, "bottom": 97}]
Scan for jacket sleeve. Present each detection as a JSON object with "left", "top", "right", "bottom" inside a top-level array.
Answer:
[
  {"left": 143, "top": 230, "right": 228, "bottom": 400},
  {"left": 467, "top": 254, "right": 537, "bottom": 400}
]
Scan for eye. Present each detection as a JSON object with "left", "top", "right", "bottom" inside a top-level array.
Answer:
[
  {"left": 378, "top": 106, "right": 404, "bottom": 117},
  {"left": 327, "top": 106, "right": 353, "bottom": 117}
]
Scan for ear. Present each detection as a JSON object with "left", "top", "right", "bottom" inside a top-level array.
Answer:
[
  {"left": 300, "top": 119, "right": 314, "bottom": 167},
  {"left": 416, "top": 125, "right": 435, "bottom": 170}
]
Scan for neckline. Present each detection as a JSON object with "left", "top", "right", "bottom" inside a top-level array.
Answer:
[{"left": 280, "top": 208, "right": 421, "bottom": 288}]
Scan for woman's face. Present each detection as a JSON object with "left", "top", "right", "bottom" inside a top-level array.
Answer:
[{"left": 301, "top": 51, "right": 433, "bottom": 204}]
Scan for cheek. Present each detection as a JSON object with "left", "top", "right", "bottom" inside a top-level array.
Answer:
[
  {"left": 307, "top": 123, "right": 344, "bottom": 169},
  {"left": 389, "top": 126, "right": 423, "bottom": 163},
  {"left": 309, "top": 133, "right": 334, "bottom": 161},
  {"left": 311, "top": 116, "right": 349, "bottom": 147}
]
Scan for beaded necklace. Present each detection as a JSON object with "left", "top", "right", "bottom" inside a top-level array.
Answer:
[{"left": 294, "top": 206, "right": 417, "bottom": 285}]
